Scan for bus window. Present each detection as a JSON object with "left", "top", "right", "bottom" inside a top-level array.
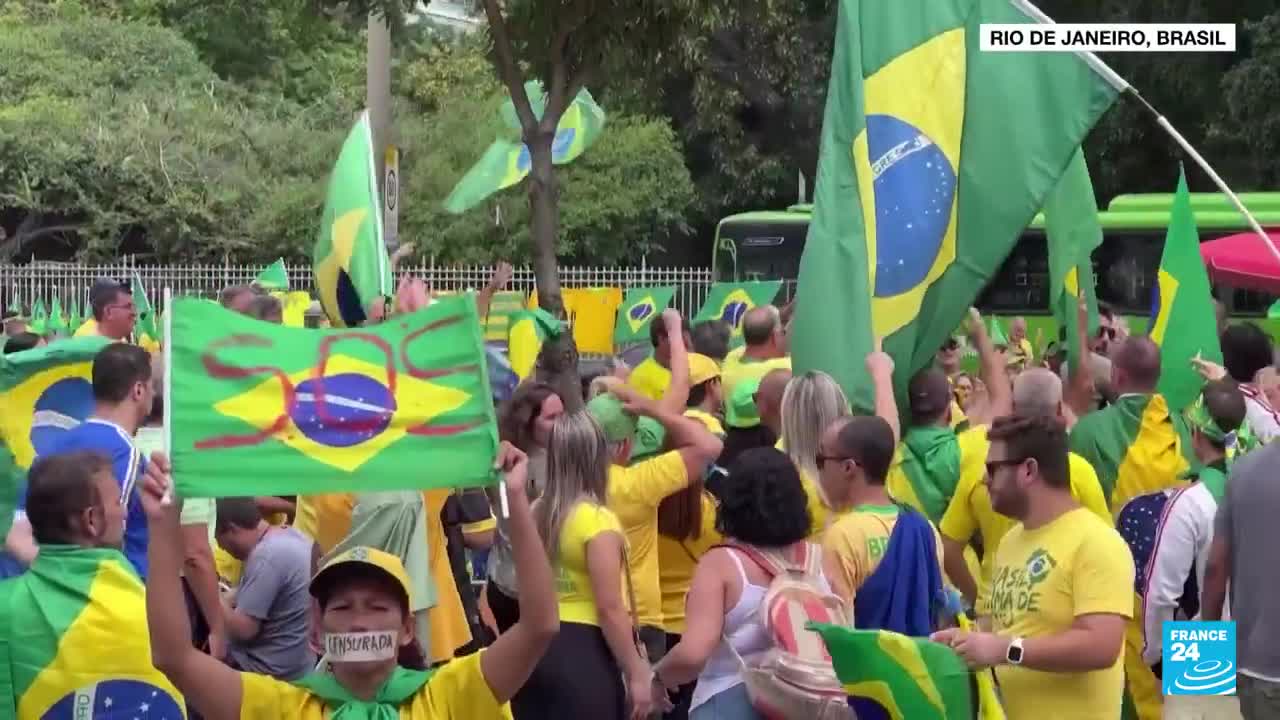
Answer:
[
  {"left": 975, "top": 232, "right": 1051, "bottom": 314},
  {"left": 1092, "top": 231, "right": 1165, "bottom": 314},
  {"left": 714, "top": 217, "right": 809, "bottom": 281}
]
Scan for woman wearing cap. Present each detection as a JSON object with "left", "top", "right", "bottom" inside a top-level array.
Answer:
[
  {"left": 512, "top": 410, "right": 656, "bottom": 720},
  {"left": 138, "top": 442, "right": 559, "bottom": 719}
]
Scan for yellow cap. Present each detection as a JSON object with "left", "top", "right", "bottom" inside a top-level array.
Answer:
[
  {"left": 688, "top": 353, "right": 721, "bottom": 386},
  {"left": 310, "top": 546, "right": 413, "bottom": 607}
]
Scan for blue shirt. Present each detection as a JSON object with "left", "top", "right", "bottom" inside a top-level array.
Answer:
[{"left": 38, "top": 418, "right": 149, "bottom": 578}]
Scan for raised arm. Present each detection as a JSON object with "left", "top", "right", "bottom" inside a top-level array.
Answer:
[
  {"left": 657, "top": 309, "right": 691, "bottom": 415},
  {"left": 140, "top": 454, "right": 242, "bottom": 720},
  {"left": 479, "top": 442, "right": 559, "bottom": 703},
  {"left": 965, "top": 308, "right": 1011, "bottom": 426},
  {"left": 476, "top": 261, "right": 514, "bottom": 324},
  {"left": 865, "top": 337, "right": 899, "bottom": 444}
]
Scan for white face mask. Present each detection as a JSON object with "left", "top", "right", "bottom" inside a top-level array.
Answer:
[{"left": 324, "top": 631, "right": 399, "bottom": 662}]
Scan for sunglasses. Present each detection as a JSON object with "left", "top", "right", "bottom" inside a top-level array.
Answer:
[
  {"left": 816, "top": 453, "right": 856, "bottom": 470},
  {"left": 985, "top": 457, "right": 1026, "bottom": 478}
]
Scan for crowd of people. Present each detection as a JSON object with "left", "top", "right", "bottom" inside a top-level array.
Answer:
[{"left": 2, "top": 271, "right": 1278, "bottom": 720}]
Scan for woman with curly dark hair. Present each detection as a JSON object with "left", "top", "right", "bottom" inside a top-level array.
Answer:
[
  {"left": 486, "top": 381, "right": 564, "bottom": 633},
  {"left": 652, "top": 447, "right": 823, "bottom": 720}
]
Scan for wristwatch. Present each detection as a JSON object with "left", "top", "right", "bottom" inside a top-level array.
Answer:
[{"left": 1006, "top": 637, "right": 1025, "bottom": 665}]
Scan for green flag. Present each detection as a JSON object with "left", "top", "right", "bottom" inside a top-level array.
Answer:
[
  {"left": 790, "top": 0, "right": 1119, "bottom": 409},
  {"left": 1043, "top": 149, "right": 1102, "bottom": 367},
  {"left": 615, "top": 286, "right": 676, "bottom": 344},
  {"left": 1269, "top": 299, "right": 1280, "bottom": 320},
  {"left": 1150, "top": 168, "right": 1222, "bottom": 412},
  {"left": 0, "top": 546, "right": 185, "bottom": 716},
  {"left": 508, "top": 308, "right": 561, "bottom": 381},
  {"left": 69, "top": 296, "right": 84, "bottom": 332},
  {"left": 812, "top": 623, "right": 974, "bottom": 720},
  {"left": 255, "top": 258, "right": 290, "bottom": 290},
  {"left": 46, "top": 296, "right": 66, "bottom": 333},
  {"left": 693, "top": 281, "right": 782, "bottom": 349},
  {"left": 168, "top": 295, "right": 499, "bottom": 498},
  {"left": 987, "top": 316, "right": 1009, "bottom": 346},
  {"left": 444, "top": 84, "right": 606, "bottom": 214},
  {"left": 130, "top": 273, "right": 158, "bottom": 345},
  {"left": 29, "top": 298, "right": 47, "bottom": 334},
  {"left": 314, "top": 110, "right": 393, "bottom": 329}
]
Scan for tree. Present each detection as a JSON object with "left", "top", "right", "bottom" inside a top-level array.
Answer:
[{"left": 476, "top": 0, "right": 706, "bottom": 405}]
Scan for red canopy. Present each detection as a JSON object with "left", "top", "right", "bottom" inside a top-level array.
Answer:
[{"left": 1199, "top": 231, "right": 1280, "bottom": 293}]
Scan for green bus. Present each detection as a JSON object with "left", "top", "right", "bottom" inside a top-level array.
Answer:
[{"left": 713, "top": 193, "right": 1280, "bottom": 316}]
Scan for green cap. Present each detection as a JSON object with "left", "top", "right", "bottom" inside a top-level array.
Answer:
[
  {"left": 724, "top": 377, "right": 762, "bottom": 429},
  {"left": 586, "top": 393, "right": 638, "bottom": 442},
  {"left": 630, "top": 417, "right": 667, "bottom": 463}
]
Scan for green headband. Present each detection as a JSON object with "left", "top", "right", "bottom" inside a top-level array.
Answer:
[{"left": 1184, "top": 396, "right": 1256, "bottom": 457}]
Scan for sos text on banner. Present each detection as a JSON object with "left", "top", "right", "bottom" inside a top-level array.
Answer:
[{"left": 981, "top": 24, "right": 1235, "bottom": 52}]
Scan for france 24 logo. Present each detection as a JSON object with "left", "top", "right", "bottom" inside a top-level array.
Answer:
[{"left": 1163, "top": 621, "right": 1236, "bottom": 696}]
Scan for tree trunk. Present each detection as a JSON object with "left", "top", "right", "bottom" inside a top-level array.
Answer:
[{"left": 526, "top": 125, "right": 584, "bottom": 411}]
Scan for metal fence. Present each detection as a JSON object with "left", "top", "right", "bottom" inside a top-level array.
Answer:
[{"left": 0, "top": 260, "right": 772, "bottom": 317}]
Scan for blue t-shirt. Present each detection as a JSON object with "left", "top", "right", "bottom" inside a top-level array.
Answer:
[{"left": 38, "top": 418, "right": 149, "bottom": 578}]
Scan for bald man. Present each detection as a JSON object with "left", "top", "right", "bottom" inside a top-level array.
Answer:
[
  {"left": 1069, "top": 336, "right": 1194, "bottom": 516},
  {"left": 720, "top": 305, "right": 791, "bottom": 425},
  {"left": 755, "top": 368, "right": 791, "bottom": 439},
  {"left": 938, "top": 368, "right": 1111, "bottom": 606}
]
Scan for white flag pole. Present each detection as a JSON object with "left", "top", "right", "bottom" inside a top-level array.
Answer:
[
  {"left": 1013, "top": 0, "right": 1280, "bottom": 268},
  {"left": 161, "top": 287, "right": 175, "bottom": 506}
]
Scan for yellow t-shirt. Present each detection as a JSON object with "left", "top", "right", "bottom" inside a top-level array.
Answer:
[
  {"left": 293, "top": 493, "right": 356, "bottom": 557},
  {"left": 683, "top": 408, "right": 725, "bottom": 437},
  {"left": 657, "top": 493, "right": 722, "bottom": 634},
  {"left": 820, "top": 504, "right": 946, "bottom": 603},
  {"left": 628, "top": 357, "right": 671, "bottom": 402},
  {"left": 720, "top": 353, "right": 791, "bottom": 408},
  {"left": 607, "top": 451, "right": 690, "bottom": 627},
  {"left": 988, "top": 508, "right": 1134, "bottom": 720},
  {"left": 424, "top": 489, "right": 474, "bottom": 663},
  {"left": 556, "top": 502, "right": 626, "bottom": 626},
  {"left": 238, "top": 650, "right": 507, "bottom": 719},
  {"left": 938, "top": 428, "right": 1112, "bottom": 611},
  {"left": 215, "top": 546, "right": 243, "bottom": 586}
]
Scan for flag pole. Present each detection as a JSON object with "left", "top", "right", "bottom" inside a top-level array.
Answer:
[
  {"left": 161, "top": 287, "right": 174, "bottom": 506},
  {"left": 1012, "top": 0, "right": 1280, "bottom": 268}
]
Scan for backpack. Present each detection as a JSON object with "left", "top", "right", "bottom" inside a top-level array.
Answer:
[{"left": 718, "top": 542, "right": 854, "bottom": 720}]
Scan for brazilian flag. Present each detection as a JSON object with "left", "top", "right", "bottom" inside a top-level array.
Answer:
[
  {"left": 790, "top": 0, "right": 1119, "bottom": 409},
  {"left": 255, "top": 258, "right": 290, "bottom": 290},
  {"left": 313, "top": 110, "right": 393, "bottom": 328},
  {"left": 1150, "top": 168, "right": 1222, "bottom": 412},
  {"left": 693, "top": 281, "right": 782, "bottom": 349},
  {"left": 508, "top": 308, "right": 561, "bottom": 381},
  {"left": 615, "top": 286, "right": 676, "bottom": 345},
  {"left": 168, "top": 295, "right": 499, "bottom": 498},
  {"left": 444, "top": 82, "right": 606, "bottom": 214},
  {"left": 0, "top": 546, "right": 185, "bottom": 717},
  {"left": 483, "top": 290, "right": 528, "bottom": 344},
  {"left": 1043, "top": 149, "right": 1102, "bottom": 367},
  {"left": 0, "top": 337, "right": 108, "bottom": 471},
  {"left": 813, "top": 623, "right": 975, "bottom": 719}
]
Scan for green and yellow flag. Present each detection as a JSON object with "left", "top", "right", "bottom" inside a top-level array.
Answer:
[
  {"left": 131, "top": 273, "right": 159, "bottom": 348},
  {"left": 693, "top": 281, "right": 781, "bottom": 349},
  {"left": 813, "top": 623, "right": 974, "bottom": 720},
  {"left": 168, "top": 295, "right": 498, "bottom": 498},
  {"left": 46, "top": 296, "right": 67, "bottom": 334},
  {"left": 0, "top": 546, "right": 184, "bottom": 717},
  {"left": 0, "top": 337, "right": 108, "bottom": 471},
  {"left": 314, "top": 111, "right": 393, "bottom": 329},
  {"left": 29, "top": 299, "right": 47, "bottom": 335},
  {"left": 255, "top": 258, "right": 290, "bottom": 290},
  {"left": 1069, "top": 394, "right": 1192, "bottom": 515},
  {"left": 445, "top": 82, "right": 606, "bottom": 214},
  {"left": 790, "top": 0, "right": 1119, "bottom": 409},
  {"left": 68, "top": 295, "right": 83, "bottom": 333},
  {"left": 986, "top": 316, "right": 1008, "bottom": 346},
  {"left": 508, "top": 308, "right": 561, "bottom": 381},
  {"left": 483, "top": 290, "right": 528, "bottom": 343},
  {"left": 615, "top": 286, "right": 676, "bottom": 345},
  {"left": 1043, "top": 149, "right": 1102, "bottom": 366},
  {"left": 1150, "top": 168, "right": 1222, "bottom": 412}
]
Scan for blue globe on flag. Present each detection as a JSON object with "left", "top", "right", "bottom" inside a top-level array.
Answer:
[
  {"left": 720, "top": 302, "right": 749, "bottom": 328},
  {"left": 866, "top": 114, "right": 957, "bottom": 298},
  {"left": 30, "top": 377, "right": 95, "bottom": 457},
  {"left": 41, "top": 679, "right": 183, "bottom": 719},
  {"left": 291, "top": 373, "right": 395, "bottom": 448}
]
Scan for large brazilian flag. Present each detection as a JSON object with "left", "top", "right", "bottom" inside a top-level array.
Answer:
[
  {"left": 791, "top": 0, "right": 1119, "bottom": 409},
  {"left": 168, "top": 295, "right": 499, "bottom": 498},
  {"left": 0, "top": 546, "right": 185, "bottom": 717}
]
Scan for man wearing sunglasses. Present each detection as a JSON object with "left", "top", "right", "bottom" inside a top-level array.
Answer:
[
  {"left": 932, "top": 413, "right": 1133, "bottom": 720},
  {"left": 87, "top": 278, "right": 138, "bottom": 342}
]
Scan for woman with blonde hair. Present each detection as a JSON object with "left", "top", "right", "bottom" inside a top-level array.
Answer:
[
  {"left": 513, "top": 411, "right": 654, "bottom": 720},
  {"left": 778, "top": 370, "right": 851, "bottom": 536}
]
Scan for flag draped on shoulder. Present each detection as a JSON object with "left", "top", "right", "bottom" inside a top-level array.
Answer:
[
  {"left": 812, "top": 623, "right": 975, "bottom": 720},
  {"left": 693, "top": 281, "right": 781, "bottom": 349},
  {"left": 313, "top": 111, "right": 393, "bottom": 329},
  {"left": 168, "top": 296, "right": 499, "bottom": 498},
  {"left": 1069, "top": 394, "right": 1192, "bottom": 514},
  {"left": 1149, "top": 168, "right": 1222, "bottom": 412},
  {"left": 790, "top": 0, "right": 1119, "bottom": 409},
  {"left": 615, "top": 286, "right": 676, "bottom": 345},
  {"left": 1043, "top": 149, "right": 1102, "bottom": 367},
  {"left": 0, "top": 546, "right": 185, "bottom": 718},
  {"left": 0, "top": 337, "right": 108, "bottom": 471}
]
